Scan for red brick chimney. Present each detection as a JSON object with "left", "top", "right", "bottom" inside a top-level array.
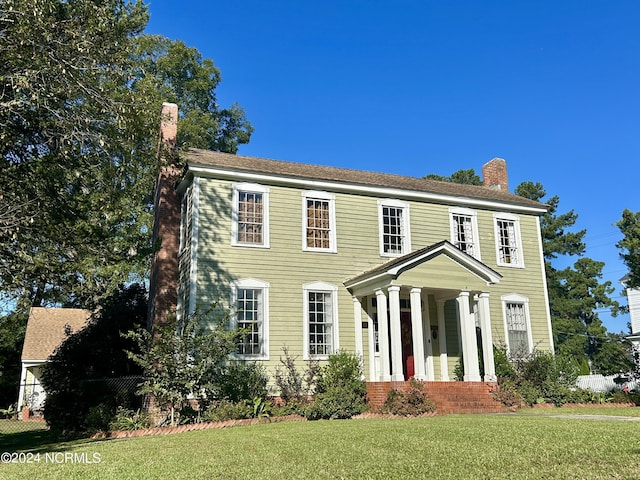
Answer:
[
  {"left": 482, "top": 158, "right": 508, "bottom": 191},
  {"left": 148, "top": 103, "right": 181, "bottom": 330}
]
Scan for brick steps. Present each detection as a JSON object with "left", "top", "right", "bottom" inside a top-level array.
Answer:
[{"left": 367, "top": 381, "right": 504, "bottom": 414}]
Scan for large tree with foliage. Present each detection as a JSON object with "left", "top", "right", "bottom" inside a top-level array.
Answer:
[
  {"left": 0, "top": 0, "right": 253, "bottom": 310},
  {"left": 617, "top": 209, "right": 640, "bottom": 290},
  {"left": 0, "top": 0, "right": 253, "bottom": 408},
  {"left": 424, "top": 168, "right": 482, "bottom": 185}
]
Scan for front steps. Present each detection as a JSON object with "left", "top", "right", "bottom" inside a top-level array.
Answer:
[{"left": 367, "top": 381, "right": 504, "bottom": 414}]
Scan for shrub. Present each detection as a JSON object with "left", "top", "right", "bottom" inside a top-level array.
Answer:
[
  {"left": 109, "top": 407, "right": 152, "bottom": 431},
  {"left": 493, "top": 349, "right": 582, "bottom": 407},
  {"left": 202, "top": 401, "right": 253, "bottom": 422},
  {"left": 492, "top": 382, "right": 524, "bottom": 408},
  {"left": 217, "top": 361, "right": 269, "bottom": 403},
  {"left": 382, "top": 379, "right": 436, "bottom": 416},
  {"left": 274, "top": 347, "right": 319, "bottom": 404},
  {"left": 305, "top": 351, "right": 368, "bottom": 420},
  {"left": 493, "top": 345, "right": 515, "bottom": 381}
]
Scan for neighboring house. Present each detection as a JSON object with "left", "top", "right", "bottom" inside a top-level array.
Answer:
[
  {"left": 622, "top": 275, "right": 640, "bottom": 368},
  {"left": 17, "top": 307, "right": 90, "bottom": 414},
  {"left": 149, "top": 103, "right": 553, "bottom": 391}
]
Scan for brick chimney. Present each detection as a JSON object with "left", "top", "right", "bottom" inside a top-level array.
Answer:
[
  {"left": 482, "top": 158, "right": 508, "bottom": 191},
  {"left": 148, "top": 103, "right": 181, "bottom": 330}
]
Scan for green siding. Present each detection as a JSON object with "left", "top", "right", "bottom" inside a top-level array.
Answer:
[{"left": 190, "top": 176, "right": 551, "bottom": 377}]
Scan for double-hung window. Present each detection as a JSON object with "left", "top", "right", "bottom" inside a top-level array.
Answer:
[
  {"left": 494, "top": 213, "right": 523, "bottom": 267},
  {"left": 232, "top": 183, "right": 269, "bottom": 248},
  {"left": 232, "top": 279, "right": 269, "bottom": 359},
  {"left": 378, "top": 199, "right": 411, "bottom": 257},
  {"left": 302, "top": 191, "right": 336, "bottom": 252},
  {"left": 502, "top": 294, "right": 532, "bottom": 357},
  {"left": 450, "top": 207, "right": 480, "bottom": 259},
  {"left": 303, "top": 282, "right": 339, "bottom": 359}
]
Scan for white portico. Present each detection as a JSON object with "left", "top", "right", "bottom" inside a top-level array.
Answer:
[{"left": 346, "top": 241, "right": 501, "bottom": 383}]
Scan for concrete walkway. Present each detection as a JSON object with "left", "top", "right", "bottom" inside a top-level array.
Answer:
[{"left": 501, "top": 413, "right": 640, "bottom": 422}]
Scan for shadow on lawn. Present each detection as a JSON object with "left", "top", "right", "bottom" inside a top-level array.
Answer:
[{"left": 0, "top": 423, "right": 111, "bottom": 454}]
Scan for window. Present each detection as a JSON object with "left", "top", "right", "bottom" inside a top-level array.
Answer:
[
  {"left": 303, "top": 282, "right": 339, "bottom": 359},
  {"left": 232, "top": 184, "right": 269, "bottom": 247},
  {"left": 378, "top": 199, "right": 411, "bottom": 256},
  {"left": 302, "top": 191, "right": 336, "bottom": 252},
  {"left": 502, "top": 294, "right": 532, "bottom": 357},
  {"left": 494, "top": 213, "right": 523, "bottom": 267},
  {"left": 450, "top": 207, "right": 480, "bottom": 259},
  {"left": 231, "top": 279, "right": 269, "bottom": 359}
]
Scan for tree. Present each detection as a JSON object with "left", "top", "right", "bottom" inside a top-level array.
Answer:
[
  {"left": 40, "top": 284, "right": 147, "bottom": 432},
  {"left": 125, "top": 304, "right": 242, "bottom": 426},
  {"left": 617, "top": 209, "right": 640, "bottom": 289},
  {"left": 424, "top": 168, "right": 482, "bottom": 185},
  {"left": 130, "top": 35, "right": 253, "bottom": 154},
  {"left": 0, "top": 0, "right": 253, "bottom": 309}
]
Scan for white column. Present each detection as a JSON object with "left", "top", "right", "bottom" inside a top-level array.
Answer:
[
  {"left": 457, "top": 291, "right": 481, "bottom": 382},
  {"left": 352, "top": 296, "right": 364, "bottom": 379},
  {"left": 353, "top": 297, "right": 364, "bottom": 359},
  {"left": 388, "top": 285, "right": 404, "bottom": 381},
  {"left": 421, "top": 292, "right": 435, "bottom": 381},
  {"left": 436, "top": 298, "right": 449, "bottom": 381},
  {"left": 478, "top": 293, "right": 497, "bottom": 382},
  {"left": 410, "top": 288, "right": 427, "bottom": 380},
  {"left": 17, "top": 364, "right": 28, "bottom": 410},
  {"left": 375, "top": 289, "right": 391, "bottom": 381},
  {"left": 366, "top": 307, "right": 376, "bottom": 381}
]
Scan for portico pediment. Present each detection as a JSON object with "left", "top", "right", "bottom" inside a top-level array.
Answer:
[{"left": 344, "top": 240, "right": 501, "bottom": 296}]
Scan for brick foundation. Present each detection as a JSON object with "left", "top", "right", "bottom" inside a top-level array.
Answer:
[{"left": 367, "top": 381, "right": 505, "bottom": 414}]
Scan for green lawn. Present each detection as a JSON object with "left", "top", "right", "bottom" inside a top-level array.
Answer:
[{"left": 1, "top": 413, "right": 640, "bottom": 479}]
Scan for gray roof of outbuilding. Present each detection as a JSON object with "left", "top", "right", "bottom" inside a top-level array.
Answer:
[{"left": 186, "top": 149, "right": 547, "bottom": 211}]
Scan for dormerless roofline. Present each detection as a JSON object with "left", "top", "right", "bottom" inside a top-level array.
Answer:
[{"left": 186, "top": 164, "right": 548, "bottom": 214}]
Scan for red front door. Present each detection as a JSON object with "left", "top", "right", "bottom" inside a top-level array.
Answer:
[{"left": 400, "top": 312, "right": 414, "bottom": 380}]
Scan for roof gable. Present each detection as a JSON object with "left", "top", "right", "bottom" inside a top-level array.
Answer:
[
  {"left": 21, "top": 307, "right": 91, "bottom": 361},
  {"left": 345, "top": 241, "right": 502, "bottom": 295}
]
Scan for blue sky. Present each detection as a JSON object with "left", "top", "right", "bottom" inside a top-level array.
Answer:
[{"left": 146, "top": 1, "right": 640, "bottom": 332}]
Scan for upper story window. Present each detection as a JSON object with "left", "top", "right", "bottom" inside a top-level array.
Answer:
[
  {"left": 378, "top": 199, "right": 411, "bottom": 257},
  {"left": 502, "top": 293, "right": 533, "bottom": 358},
  {"left": 494, "top": 213, "right": 524, "bottom": 267},
  {"left": 450, "top": 207, "right": 480, "bottom": 259},
  {"left": 303, "top": 281, "right": 339, "bottom": 360},
  {"left": 302, "top": 191, "right": 336, "bottom": 253},
  {"left": 231, "top": 278, "right": 270, "bottom": 360},
  {"left": 232, "top": 183, "right": 270, "bottom": 248}
]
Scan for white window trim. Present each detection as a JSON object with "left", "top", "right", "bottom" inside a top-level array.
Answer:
[
  {"left": 378, "top": 199, "right": 411, "bottom": 257},
  {"left": 231, "top": 183, "right": 270, "bottom": 248},
  {"left": 303, "top": 281, "right": 339, "bottom": 360},
  {"left": 493, "top": 212, "right": 524, "bottom": 268},
  {"left": 301, "top": 191, "right": 337, "bottom": 253},
  {"left": 231, "top": 278, "right": 270, "bottom": 360},
  {"left": 449, "top": 207, "right": 481, "bottom": 260},
  {"left": 501, "top": 293, "right": 533, "bottom": 356}
]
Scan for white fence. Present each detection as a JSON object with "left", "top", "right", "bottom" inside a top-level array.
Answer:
[{"left": 575, "top": 374, "right": 639, "bottom": 393}]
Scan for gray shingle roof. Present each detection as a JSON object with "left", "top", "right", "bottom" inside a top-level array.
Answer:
[{"left": 186, "top": 148, "right": 547, "bottom": 211}]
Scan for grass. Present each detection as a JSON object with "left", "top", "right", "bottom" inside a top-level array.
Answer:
[{"left": 1, "top": 412, "right": 640, "bottom": 479}]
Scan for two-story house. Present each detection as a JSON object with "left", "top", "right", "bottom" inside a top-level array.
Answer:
[{"left": 149, "top": 103, "right": 553, "bottom": 400}]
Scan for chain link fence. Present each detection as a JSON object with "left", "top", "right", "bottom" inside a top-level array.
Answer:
[{"left": 0, "top": 375, "right": 146, "bottom": 437}]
